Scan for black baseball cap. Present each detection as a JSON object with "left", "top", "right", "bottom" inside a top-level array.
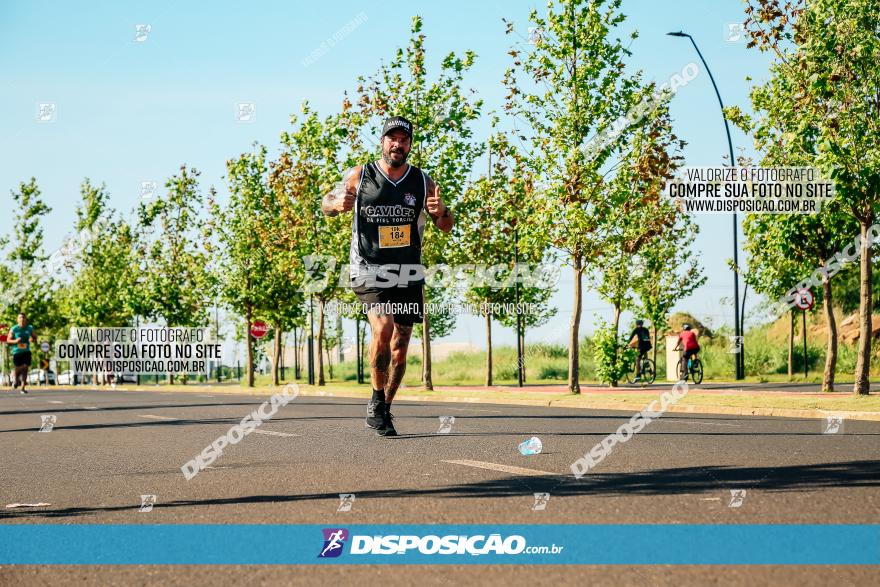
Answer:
[{"left": 381, "top": 116, "right": 413, "bottom": 138}]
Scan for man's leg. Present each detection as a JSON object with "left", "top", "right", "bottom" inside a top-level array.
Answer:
[
  {"left": 15, "top": 364, "right": 27, "bottom": 392},
  {"left": 368, "top": 310, "right": 394, "bottom": 391},
  {"left": 365, "top": 309, "right": 394, "bottom": 432},
  {"left": 384, "top": 323, "right": 413, "bottom": 404}
]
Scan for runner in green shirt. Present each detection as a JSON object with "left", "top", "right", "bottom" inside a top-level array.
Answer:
[{"left": 8, "top": 313, "right": 36, "bottom": 394}]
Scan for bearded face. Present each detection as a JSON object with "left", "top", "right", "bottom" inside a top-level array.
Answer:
[{"left": 381, "top": 129, "right": 411, "bottom": 168}]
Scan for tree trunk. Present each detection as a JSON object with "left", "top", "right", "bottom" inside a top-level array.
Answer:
[
  {"left": 853, "top": 220, "right": 873, "bottom": 394},
  {"left": 821, "top": 278, "right": 837, "bottom": 392},
  {"left": 652, "top": 325, "right": 658, "bottom": 366},
  {"left": 485, "top": 310, "right": 492, "bottom": 386},
  {"left": 317, "top": 299, "right": 325, "bottom": 386},
  {"left": 336, "top": 313, "right": 344, "bottom": 364},
  {"left": 245, "top": 304, "right": 254, "bottom": 387},
  {"left": 325, "top": 343, "right": 333, "bottom": 380},
  {"left": 272, "top": 323, "right": 281, "bottom": 386},
  {"left": 610, "top": 302, "right": 621, "bottom": 388},
  {"left": 568, "top": 255, "right": 583, "bottom": 394},
  {"left": 293, "top": 327, "right": 300, "bottom": 380},
  {"left": 788, "top": 311, "right": 794, "bottom": 381},
  {"left": 422, "top": 289, "right": 434, "bottom": 390}
]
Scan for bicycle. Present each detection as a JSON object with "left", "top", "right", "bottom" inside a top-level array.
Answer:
[
  {"left": 627, "top": 353, "right": 656, "bottom": 384},
  {"left": 676, "top": 353, "right": 703, "bottom": 384}
]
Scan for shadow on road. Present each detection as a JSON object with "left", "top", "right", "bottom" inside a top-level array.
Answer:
[{"left": 3, "top": 459, "right": 878, "bottom": 519}]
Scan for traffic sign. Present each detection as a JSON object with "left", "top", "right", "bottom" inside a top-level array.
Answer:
[
  {"left": 40, "top": 341, "right": 50, "bottom": 353},
  {"left": 250, "top": 320, "right": 269, "bottom": 339},
  {"left": 794, "top": 289, "right": 814, "bottom": 311}
]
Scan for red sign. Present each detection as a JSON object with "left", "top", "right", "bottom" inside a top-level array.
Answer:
[
  {"left": 250, "top": 320, "right": 269, "bottom": 339},
  {"left": 0, "top": 324, "right": 7, "bottom": 343},
  {"left": 794, "top": 289, "right": 814, "bottom": 311}
]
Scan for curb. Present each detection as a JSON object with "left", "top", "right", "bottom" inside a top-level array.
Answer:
[{"left": 40, "top": 384, "right": 880, "bottom": 422}]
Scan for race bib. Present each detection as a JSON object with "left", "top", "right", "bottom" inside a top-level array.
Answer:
[
  {"left": 17, "top": 342, "right": 27, "bottom": 349},
  {"left": 378, "top": 225, "right": 411, "bottom": 248}
]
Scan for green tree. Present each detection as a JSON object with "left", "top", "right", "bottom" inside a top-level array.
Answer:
[
  {"left": 208, "top": 148, "right": 279, "bottom": 387},
  {"left": 503, "top": 0, "right": 661, "bottom": 393},
  {"left": 633, "top": 213, "right": 705, "bottom": 367},
  {"left": 60, "top": 180, "right": 139, "bottom": 329},
  {"left": 271, "top": 105, "right": 350, "bottom": 386},
  {"left": 734, "top": 0, "right": 880, "bottom": 394},
  {"left": 0, "top": 178, "right": 63, "bottom": 338},
  {"left": 452, "top": 131, "right": 556, "bottom": 385},
  {"left": 590, "top": 100, "right": 685, "bottom": 384},
  {"left": 138, "top": 166, "right": 213, "bottom": 383}
]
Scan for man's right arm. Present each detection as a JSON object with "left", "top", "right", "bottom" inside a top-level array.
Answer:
[{"left": 322, "top": 166, "right": 361, "bottom": 217}]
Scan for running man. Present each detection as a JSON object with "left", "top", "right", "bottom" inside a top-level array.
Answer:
[
  {"left": 628, "top": 319, "right": 652, "bottom": 381},
  {"left": 7, "top": 313, "right": 36, "bottom": 394},
  {"left": 674, "top": 323, "right": 700, "bottom": 375},
  {"left": 322, "top": 116, "right": 453, "bottom": 436}
]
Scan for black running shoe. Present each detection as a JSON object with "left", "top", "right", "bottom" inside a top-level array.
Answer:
[
  {"left": 366, "top": 399, "right": 385, "bottom": 430},
  {"left": 377, "top": 404, "right": 397, "bottom": 437},
  {"left": 20, "top": 387, "right": 27, "bottom": 394}
]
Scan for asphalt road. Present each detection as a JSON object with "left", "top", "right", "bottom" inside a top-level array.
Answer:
[{"left": 1, "top": 387, "right": 878, "bottom": 585}]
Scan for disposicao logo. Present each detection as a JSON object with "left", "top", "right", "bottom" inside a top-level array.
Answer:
[{"left": 318, "top": 528, "right": 349, "bottom": 558}]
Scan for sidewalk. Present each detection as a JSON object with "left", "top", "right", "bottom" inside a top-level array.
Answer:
[{"left": 39, "top": 380, "right": 880, "bottom": 422}]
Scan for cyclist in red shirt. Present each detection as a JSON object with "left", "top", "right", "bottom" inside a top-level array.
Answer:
[{"left": 674, "top": 324, "right": 700, "bottom": 370}]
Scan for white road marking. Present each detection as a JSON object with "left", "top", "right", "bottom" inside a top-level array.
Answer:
[
  {"left": 442, "top": 459, "right": 556, "bottom": 477},
  {"left": 253, "top": 429, "right": 300, "bottom": 438},
  {"left": 444, "top": 407, "right": 503, "bottom": 413},
  {"left": 663, "top": 419, "right": 741, "bottom": 427},
  {"left": 48, "top": 401, "right": 64, "bottom": 404},
  {"left": 83, "top": 406, "right": 99, "bottom": 410},
  {"left": 6, "top": 502, "right": 51, "bottom": 508},
  {"left": 139, "top": 414, "right": 177, "bottom": 421},
  {"left": 700, "top": 497, "right": 722, "bottom": 501}
]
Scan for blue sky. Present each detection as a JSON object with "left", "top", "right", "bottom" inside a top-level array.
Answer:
[{"left": 1, "top": 1, "right": 773, "bottom": 349}]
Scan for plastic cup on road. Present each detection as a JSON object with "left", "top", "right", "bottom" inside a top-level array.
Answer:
[{"left": 518, "top": 436, "right": 542, "bottom": 456}]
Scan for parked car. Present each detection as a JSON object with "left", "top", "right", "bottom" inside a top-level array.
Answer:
[
  {"left": 57, "top": 370, "right": 82, "bottom": 385},
  {"left": 27, "top": 369, "right": 56, "bottom": 385},
  {"left": 107, "top": 372, "right": 137, "bottom": 385}
]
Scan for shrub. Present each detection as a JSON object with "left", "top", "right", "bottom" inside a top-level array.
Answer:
[{"left": 592, "top": 321, "right": 637, "bottom": 386}]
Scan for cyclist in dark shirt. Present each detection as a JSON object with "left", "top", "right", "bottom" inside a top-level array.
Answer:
[{"left": 628, "top": 319, "right": 652, "bottom": 381}]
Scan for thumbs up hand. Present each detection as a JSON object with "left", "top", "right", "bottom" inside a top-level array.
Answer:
[{"left": 427, "top": 185, "right": 446, "bottom": 217}]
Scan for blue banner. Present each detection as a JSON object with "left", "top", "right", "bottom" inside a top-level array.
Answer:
[{"left": 0, "top": 525, "right": 877, "bottom": 564}]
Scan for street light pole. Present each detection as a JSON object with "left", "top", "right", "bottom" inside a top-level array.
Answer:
[{"left": 668, "top": 31, "right": 744, "bottom": 380}]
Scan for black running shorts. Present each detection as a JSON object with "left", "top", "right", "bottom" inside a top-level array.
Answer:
[
  {"left": 13, "top": 351, "right": 32, "bottom": 368},
  {"left": 683, "top": 348, "right": 700, "bottom": 361},
  {"left": 353, "top": 283, "right": 424, "bottom": 326}
]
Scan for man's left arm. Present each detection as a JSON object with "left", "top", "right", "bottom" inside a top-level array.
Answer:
[{"left": 425, "top": 176, "right": 453, "bottom": 233}]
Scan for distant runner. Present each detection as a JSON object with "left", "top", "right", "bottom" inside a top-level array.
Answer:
[
  {"left": 7, "top": 313, "right": 36, "bottom": 394},
  {"left": 322, "top": 116, "right": 453, "bottom": 436}
]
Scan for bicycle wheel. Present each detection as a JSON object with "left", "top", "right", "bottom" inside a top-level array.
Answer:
[
  {"left": 691, "top": 358, "right": 704, "bottom": 384},
  {"left": 677, "top": 356, "right": 689, "bottom": 381},
  {"left": 626, "top": 361, "right": 639, "bottom": 384},
  {"left": 643, "top": 359, "right": 656, "bottom": 384}
]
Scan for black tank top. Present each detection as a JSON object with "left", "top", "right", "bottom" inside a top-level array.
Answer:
[{"left": 349, "top": 162, "right": 428, "bottom": 283}]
